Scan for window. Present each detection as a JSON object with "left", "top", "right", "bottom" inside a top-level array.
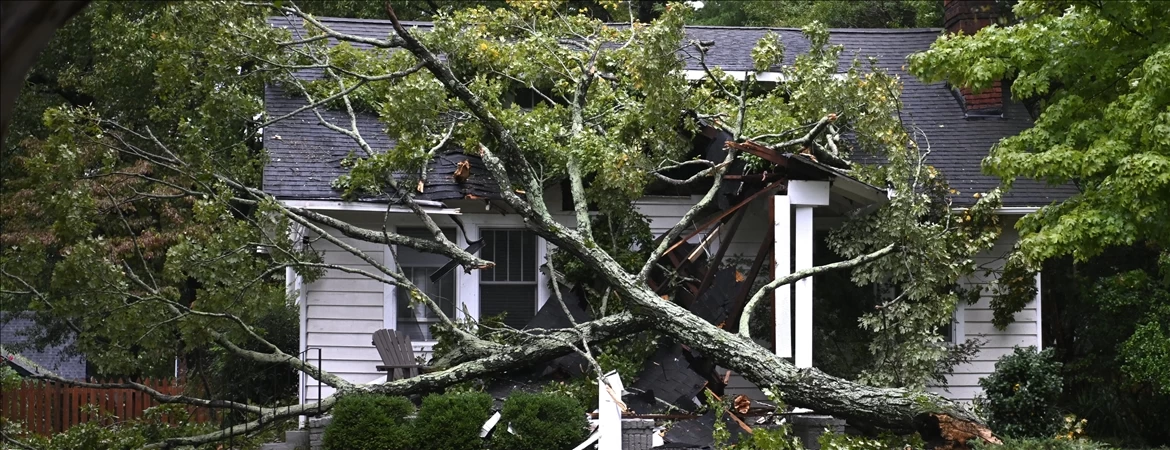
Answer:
[
  {"left": 479, "top": 229, "right": 538, "bottom": 329},
  {"left": 395, "top": 228, "right": 456, "bottom": 341}
]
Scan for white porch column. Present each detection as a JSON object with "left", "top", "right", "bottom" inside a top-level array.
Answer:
[
  {"left": 787, "top": 181, "right": 830, "bottom": 369},
  {"left": 793, "top": 206, "right": 814, "bottom": 368},
  {"left": 774, "top": 195, "right": 792, "bottom": 358}
]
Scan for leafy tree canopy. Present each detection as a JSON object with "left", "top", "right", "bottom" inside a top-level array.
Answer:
[
  {"left": 910, "top": 0, "right": 1170, "bottom": 265},
  {"left": 0, "top": 0, "right": 295, "bottom": 379},
  {"left": 1, "top": 0, "right": 1005, "bottom": 445},
  {"left": 692, "top": 0, "right": 942, "bottom": 28}
]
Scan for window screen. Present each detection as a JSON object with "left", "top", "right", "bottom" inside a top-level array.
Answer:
[
  {"left": 479, "top": 229, "right": 538, "bottom": 329},
  {"left": 395, "top": 228, "right": 456, "bottom": 341}
]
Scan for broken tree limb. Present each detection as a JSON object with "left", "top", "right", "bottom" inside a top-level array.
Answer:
[
  {"left": 629, "top": 281, "right": 984, "bottom": 435},
  {"left": 147, "top": 311, "right": 647, "bottom": 448},
  {"left": 145, "top": 397, "right": 337, "bottom": 449},
  {"left": 398, "top": 311, "right": 648, "bottom": 378},
  {"left": 377, "top": 11, "right": 994, "bottom": 442},
  {"left": 765, "top": 114, "right": 838, "bottom": 152},
  {"left": 738, "top": 243, "right": 897, "bottom": 337}
]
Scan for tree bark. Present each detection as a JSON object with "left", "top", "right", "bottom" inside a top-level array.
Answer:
[{"left": 0, "top": 0, "right": 90, "bottom": 137}]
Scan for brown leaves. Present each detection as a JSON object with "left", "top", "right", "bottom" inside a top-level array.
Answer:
[
  {"left": 932, "top": 414, "right": 1001, "bottom": 450},
  {"left": 453, "top": 159, "right": 471, "bottom": 183},
  {"left": 733, "top": 394, "right": 751, "bottom": 415}
]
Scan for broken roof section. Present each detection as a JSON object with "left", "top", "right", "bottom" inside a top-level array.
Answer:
[{"left": 263, "top": 16, "right": 1076, "bottom": 208}]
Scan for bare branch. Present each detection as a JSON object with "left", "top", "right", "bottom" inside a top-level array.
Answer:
[
  {"left": 738, "top": 244, "right": 897, "bottom": 338},
  {"left": 636, "top": 146, "right": 737, "bottom": 284},
  {"left": 30, "top": 373, "right": 262, "bottom": 415}
]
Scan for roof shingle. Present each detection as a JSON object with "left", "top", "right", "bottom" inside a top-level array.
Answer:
[{"left": 263, "top": 17, "right": 1076, "bottom": 207}]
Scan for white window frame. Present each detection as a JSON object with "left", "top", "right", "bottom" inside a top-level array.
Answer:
[
  {"left": 382, "top": 217, "right": 550, "bottom": 347},
  {"left": 476, "top": 226, "right": 546, "bottom": 327}
]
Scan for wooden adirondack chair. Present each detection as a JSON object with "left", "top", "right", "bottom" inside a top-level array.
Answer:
[{"left": 372, "top": 329, "right": 422, "bottom": 381}]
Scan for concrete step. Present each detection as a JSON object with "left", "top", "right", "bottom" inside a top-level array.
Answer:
[
  {"left": 285, "top": 430, "right": 309, "bottom": 450},
  {"left": 259, "top": 443, "right": 290, "bottom": 450}
]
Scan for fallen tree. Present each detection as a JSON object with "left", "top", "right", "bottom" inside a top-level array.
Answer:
[{"left": 2, "top": 1, "right": 1007, "bottom": 448}]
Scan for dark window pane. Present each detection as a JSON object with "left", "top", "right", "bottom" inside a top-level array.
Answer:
[
  {"left": 396, "top": 265, "right": 455, "bottom": 341},
  {"left": 480, "top": 284, "right": 537, "bottom": 329},
  {"left": 397, "top": 228, "right": 456, "bottom": 267},
  {"left": 521, "top": 231, "right": 537, "bottom": 281},
  {"left": 480, "top": 229, "right": 496, "bottom": 281}
]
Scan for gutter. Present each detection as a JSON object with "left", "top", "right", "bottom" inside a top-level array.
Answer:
[
  {"left": 950, "top": 206, "right": 1040, "bottom": 214},
  {"left": 279, "top": 199, "right": 462, "bottom": 215}
]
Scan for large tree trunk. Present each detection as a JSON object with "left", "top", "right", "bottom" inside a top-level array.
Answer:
[
  {"left": 0, "top": 0, "right": 90, "bottom": 137},
  {"left": 645, "top": 295, "right": 977, "bottom": 433},
  {"left": 530, "top": 213, "right": 991, "bottom": 439}
]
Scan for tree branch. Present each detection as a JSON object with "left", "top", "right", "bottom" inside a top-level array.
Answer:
[
  {"left": 738, "top": 243, "right": 897, "bottom": 338},
  {"left": 29, "top": 373, "right": 263, "bottom": 415}
]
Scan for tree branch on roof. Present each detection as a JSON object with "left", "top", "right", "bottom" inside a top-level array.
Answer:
[{"left": 273, "top": 3, "right": 405, "bottom": 49}]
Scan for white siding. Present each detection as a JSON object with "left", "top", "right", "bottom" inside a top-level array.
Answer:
[
  {"left": 929, "top": 216, "right": 1042, "bottom": 403},
  {"left": 296, "top": 197, "right": 1039, "bottom": 407},
  {"left": 635, "top": 196, "right": 702, "bottom": 239},
  {"left": 302, "top": 229, "right": 388, "bottom": 403},
  {"left": 298, "top": 209, "right": 556, "bottom": 401}
]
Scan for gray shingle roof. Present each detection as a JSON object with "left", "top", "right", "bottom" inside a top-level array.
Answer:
[
  {"left": 264, "top": 17, "right": 1076, "bottom": 207},
  {"left": 0, "top": 312, "right": 87, "bottom": 380}
]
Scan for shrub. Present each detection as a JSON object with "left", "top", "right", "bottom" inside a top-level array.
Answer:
[
  {"left": 5, "top": 404, "right": 216, "bottom": 450},
  {"left": 323, "top": 393, "right": 414, "bottom": 450},
  {"left": 492, "top": 392, "right": 588, "bottom": 450},
  {"left": 413, "top": 391, "right": 493, "bottom": 450},
  {"left": 979, "top": 346, "right": 1063, "bottom": 438},
  {"left": 971, "top": 437, "right": 1107, "bottom": 450}
]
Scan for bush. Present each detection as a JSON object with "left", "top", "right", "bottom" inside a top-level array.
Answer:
[
  {"left": 492, "top": 392, "right": 588, "bottom": 450},
  {"left": 5, "top": 404, "right": 216, "bottom": 450},
  {"left": 979, "top": 346, "right": 1063, "bottom": 438},
  {"left": 413, "top": 391, "right": 493, "bottom": 450},
  {"left": 971, "top": 437, "right": 1107, "bottom": 450},
  {"left": 817, "top": 431, "right": 925, "bottom": 450},
  {"left": 323, "top": 393, "right": 414, "bottom": 450}
]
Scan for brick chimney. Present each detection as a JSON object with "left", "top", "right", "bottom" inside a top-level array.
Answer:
[{"left": 943, "top": 0, "right": 1004, "bottom": 115}]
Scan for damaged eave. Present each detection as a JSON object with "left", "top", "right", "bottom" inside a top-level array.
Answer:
[{"left": 784, "top": 154, "right": 890, "bottom": 210}]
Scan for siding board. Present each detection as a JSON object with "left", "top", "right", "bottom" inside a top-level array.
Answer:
[
  {"left": 307, "top": 318, "right": 383, "bottom": 333},
  {"left": 307, "top": 305, "right": 383, "bottom": 320},
  {"left": 306, "top": 292, "right": 383, "bottom": 306},
  {"left": 936, "top": 217, "right": 1042, "bottom": 403}
]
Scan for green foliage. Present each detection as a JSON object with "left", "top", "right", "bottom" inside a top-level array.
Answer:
[
  {"left": 492, "top": 392, "right": 587, "bottom": 450},
  {"left": 0, "top": 366, "right": 21, "bottom": 392},
  {"left": 413, "top": 391, "right": 493, "bottom": 450},
  {"left": 910, "top": 1, "right": 1170, "bottom": 266},
  {"left": 971, "top": 437, "right": 1108, "bottom": 450},
  {"left": 0, "top": 0, "right": 302, "bottom": 380},
  {"left": 693, "top": 0, "right": 942, "bottom": 28},
  {"left": 1042, "top": 248, "right": 1170, "bottom": 445},
  {"left": 818, "top": 431, "right": 926, "bottom": 450},
  {"left": 430, "top": 312, "right": 517, "bottom": 362},
  {"left": 979, "top": 347, "right": 1063, "bottom": 438},
  {"left": 990, "top": 254, "right": 1040, "bottom": 330},
  {"left": 323, "top": 393, "right": 416, "bottom": 450},
  {"left": 707, "top": 390, "right": 801, "bottom": 450},
  {"left": 542, "top": 378, "right": 598, "bottom": 414},
  {"left": 6, "top": 404, "right": 216, "bottom": 450},
  {"left": 1120, "top": 320, "right": 1170, "bottom": 395},
  {"left": 551, "top": 209, "right": 653, "bottom": 315}
]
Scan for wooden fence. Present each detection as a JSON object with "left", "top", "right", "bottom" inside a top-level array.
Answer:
[{"left": 0, "top": 378, "right": 216, "bottom": 435}]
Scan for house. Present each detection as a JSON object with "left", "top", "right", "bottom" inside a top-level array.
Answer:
[
  {"left": 264, "top": 0, "right": 1075, "bottom": 408},
  {"left": 0, "top": 312, "right": 88, "bottom": 380}
]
